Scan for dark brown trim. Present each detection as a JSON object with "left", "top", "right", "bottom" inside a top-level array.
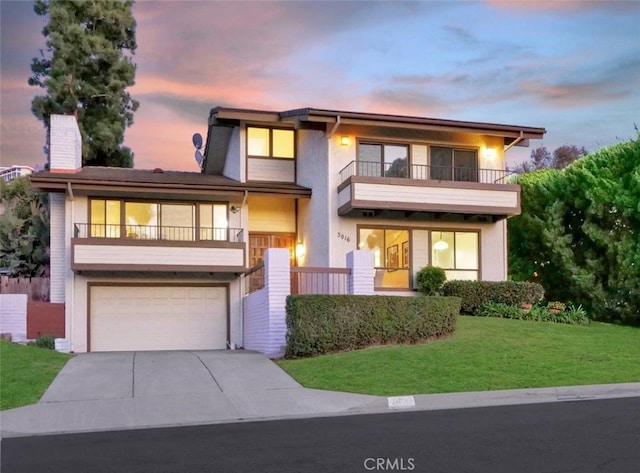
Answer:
[
  {"left": 78, "top": 263, "right": 247, "bottom": 273},
  {"left": 30, "top": 176, "right": 311, "bottom": 197},
  {"left": 278, "top": 107, "right": 546, "bottom": 138},
  {"left": 211, "top": 108, "right": 281, "bottom": 123},
  {"left": 87, "top": 282, "right": 231, "bottom": 353},
  {"left": 337, "top": 179, "right": 351, "bottom": 193}
]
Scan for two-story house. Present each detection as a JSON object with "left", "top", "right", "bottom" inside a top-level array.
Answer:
[{"left": 31, "top": 109, "right": 545, "bottom": 353}]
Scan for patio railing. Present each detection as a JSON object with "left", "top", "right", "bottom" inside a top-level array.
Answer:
[
  {"left": 339, "top": 160, "right": 515, "bottom": 185},
  {"left": 73, "top": 223, "right": 244, "bottom": 243},
  {"left": 290, "top": 267, "right": 351, "bottom": 295}
]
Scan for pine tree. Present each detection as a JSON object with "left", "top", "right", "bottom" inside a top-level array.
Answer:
[{"left": 28, "top": 0, "right": 139, "bottom": 167}]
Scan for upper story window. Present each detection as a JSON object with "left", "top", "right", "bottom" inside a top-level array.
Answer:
[
  {"left": 430, "top": 147, "right": 477, "bottom": 182},
  {"left": 358, "top": 142, "right": 409, "bottom": 178},
  {"left": 247, "top": 127, "right": 295, "bottom": 159},
  {"left": 88, "top": 199, "right": 229, "bottom": 242}
]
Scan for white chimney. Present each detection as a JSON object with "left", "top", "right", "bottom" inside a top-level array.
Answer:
[{"left": 49, "top": 114, "right": 82, "bottom": 172}]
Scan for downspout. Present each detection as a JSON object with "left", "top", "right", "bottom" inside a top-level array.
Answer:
[
  {"left": 503, "top": 130, "right": 524, "bottom": 154},
  {"left": 65, "top": 182, "right": 75, "bottom": 352},
  {"left": 326, "top": 115, "right": 341, "bottom": 139},
  {"left": 238, "top": 189, "right": 249, "bottom": 349}
]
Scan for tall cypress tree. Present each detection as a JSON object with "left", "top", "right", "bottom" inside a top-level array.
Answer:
[{"left": 29, "top": 0, "right": 139, "bottom": 167}]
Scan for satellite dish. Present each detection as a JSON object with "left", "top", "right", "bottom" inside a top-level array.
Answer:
[
  {"left": 195, "top": 150, "right": 204, "bottom": 167},
  {"left": 192, "top": 133, "right": 203, "bottom": 149}
]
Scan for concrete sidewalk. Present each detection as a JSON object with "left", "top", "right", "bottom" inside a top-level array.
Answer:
[{"left": 1, "top": 350, "right": 638, "bottom": 438}]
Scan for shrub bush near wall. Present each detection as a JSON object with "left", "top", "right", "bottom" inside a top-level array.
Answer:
[
  {"left": 285, "top": 295, "right": 461, "bottom": 358},
  {"left": 442, "top": 280, "right": 544, "bottom": 314}
]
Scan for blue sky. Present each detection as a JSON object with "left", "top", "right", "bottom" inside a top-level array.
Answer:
[{"left": 1, "top": 0, "right": 639, "bottom": 172}]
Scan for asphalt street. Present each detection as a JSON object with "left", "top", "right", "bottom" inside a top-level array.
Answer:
[{"left": 2, "top": 397, "right": 639, "bottom": 473}]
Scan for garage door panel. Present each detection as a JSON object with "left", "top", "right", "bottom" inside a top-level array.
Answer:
[{"left": 90, "top": 285, "right": 227, "bottom": 352}]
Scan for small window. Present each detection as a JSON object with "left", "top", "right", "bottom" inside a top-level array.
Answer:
[
  {"left": 247, "top": 127, "right": 295, "bottom": 159},
  {"left": 90, "top": 199, "right": 120, "bottom": 237},
  {"left": 247, "top": 127, "right": 270, "bottom": 156},
  {"left": 199, "top": 204, "right": 228, "bottom": 241}
]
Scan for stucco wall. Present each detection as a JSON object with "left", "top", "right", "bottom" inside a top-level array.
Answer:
[
  {"left": 223, "top": 126, "right": 242, "bottom": 181},
  {"left": 296, "top": 129, "right": 331, "bottom": 267}
]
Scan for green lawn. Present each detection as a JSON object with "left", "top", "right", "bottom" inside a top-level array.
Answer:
[
  {"left": 0, "top": 340, "right": 72, "bottom": 410},
  {"left": 277, "top": 316, "right": 640, "bottom": 396}
]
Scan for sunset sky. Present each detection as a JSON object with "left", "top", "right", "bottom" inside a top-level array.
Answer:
[{"left": 1, "top": 0, "right": 639, "bottom": 172}]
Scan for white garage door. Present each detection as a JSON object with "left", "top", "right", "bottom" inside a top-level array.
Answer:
[{"left": 90, "top": 285, "right": 227, "bottom": 352}]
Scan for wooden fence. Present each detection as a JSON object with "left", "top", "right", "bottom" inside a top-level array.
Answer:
[{"left": 0, "top": 276, "right": 50, "bottom": 302}]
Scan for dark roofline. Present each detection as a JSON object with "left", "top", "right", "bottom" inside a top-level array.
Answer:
[
  {"left": 209, "top": 106, "right": 545, "bottom": 137},
  {"left": 30, "top": 167, "right": 311, "bottom": 197},
  {"left": 280, "top": 107, "right": 546, "bottom": 137}
]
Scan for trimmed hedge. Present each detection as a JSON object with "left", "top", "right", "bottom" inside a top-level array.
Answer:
[
  {"left": 285, "top": 295, "right": 461, "bottom": 358},
  {"left": 442, "top": 280, "right": 544, "bottom": 314},
  {"left": 416, "top": 266, "right": 447, "bottom": 295}
]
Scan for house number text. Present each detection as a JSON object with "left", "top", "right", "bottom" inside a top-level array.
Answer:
[{"left": 337, "top": 232, "right": 351, "bottom": 243}]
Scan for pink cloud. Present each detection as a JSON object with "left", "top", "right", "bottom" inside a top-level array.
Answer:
[{"left": 483, "top": 0, "right": 637, "bottom": 13}]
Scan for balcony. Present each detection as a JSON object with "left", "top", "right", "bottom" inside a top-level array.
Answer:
[
  {"left": 71, "top": 223, "right": 246, "bottom": 273},
  {"left": 338, "top": 161, "right": 520, "bottom": 220}
]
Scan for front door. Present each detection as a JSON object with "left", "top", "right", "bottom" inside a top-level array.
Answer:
[{"left": 248, "top": 232, "right": 296, "bottom": 291}]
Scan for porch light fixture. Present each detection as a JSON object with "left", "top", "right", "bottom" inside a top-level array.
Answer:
[
  {"left": 483, "top": 147, "right": 497, "bottom": 160},
  {"left": 340, "top": 136, "right": 350, "bottom": 147},
  {"left": 433, "top": 232, "right": 449, "bottom": 251},
  {"left": 295, "top": 241, "right": 306, "bottom": 258}
]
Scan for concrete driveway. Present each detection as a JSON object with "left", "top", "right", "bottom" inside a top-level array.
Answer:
[{"left": 0, "top": 350, "right": 383, "bottom": 437}]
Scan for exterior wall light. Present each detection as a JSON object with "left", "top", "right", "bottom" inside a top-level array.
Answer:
[
  {"left": 295, "top": 241, "right": 306, "bottom": 259},
  {"left": 340, "top": 136, "right": 351, "bottom": 147},
  {"left": 483, "top": 148, "right": 497, "bottom": 160}
]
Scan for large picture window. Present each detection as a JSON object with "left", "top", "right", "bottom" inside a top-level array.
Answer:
[
  {"left": 89, "top": 199, "right": 229, "bottom": 242},
  {"left": 247, "top": 127, "right": 295, "bottom": 159},
  {"left": 358, "top": 142, "right": 409, "bottom": 178},
  {"left": 359, "top": 227, "right": 410, "bottom": 289},
  {"left": 430, "top": 230, "right": 479, "bottom": 280}
]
